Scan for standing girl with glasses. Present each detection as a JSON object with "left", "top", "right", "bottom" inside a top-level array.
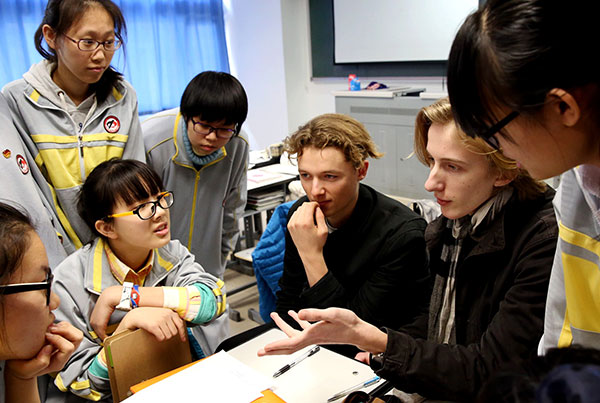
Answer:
[
  {"left": 45, "top": 159, "right": 226, "bottom": 402},
  {"left": 2, "top": 0, "right": 145, "bottom": 250},
  {"left": 0, "top": 202, "right": 82, "bottom": 403},
  {"left": 446, "top": 0, "right": 600, "bottom": 354}
]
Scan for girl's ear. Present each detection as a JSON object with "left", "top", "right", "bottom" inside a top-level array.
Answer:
[
  {"left": 42, "top": 24, "right": 57, "bottom": 51},
  {"left": 546, "top": 88, "right": 581, "bottom": 127},
  {"left": 95, "top": 219, "right": 117, "bottom": 239}
]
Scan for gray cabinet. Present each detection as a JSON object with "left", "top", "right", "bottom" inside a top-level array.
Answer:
[{"left": 335, "top": 95, "right": 437, "bottom": 199}]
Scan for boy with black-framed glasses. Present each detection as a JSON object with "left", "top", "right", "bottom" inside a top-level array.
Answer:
[
  {"left": 142, "top": 71, "right": 249, "bottom": 282},
  {"left": 142, "top": 71, "right": 248, "bottom": 349}
]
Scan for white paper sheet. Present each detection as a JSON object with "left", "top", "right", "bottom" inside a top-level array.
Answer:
[{"left": 124, "top": 351, "right": 274, "bottom": 403}]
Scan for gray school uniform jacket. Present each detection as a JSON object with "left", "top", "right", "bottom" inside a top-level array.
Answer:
[
  {"left": 541, "top": 166, "right": 600, "bottom": 352},
  {"left": 1, "top": 61, "right": 145, "bottom": 249},
  {"left": 0, "top": 95, "right": 74, "bottom": 267},
  {"left": 142, "top": 108, "right": 249, "bottom": 280},
  {"left": 45, "top": 238, "right": 226, "bottom": 403}
]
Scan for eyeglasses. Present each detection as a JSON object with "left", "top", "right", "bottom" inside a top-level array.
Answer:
[
  {"left": 191, "top": 120, "right": 237, "bottom": 140},
  {"left": 481, "top": 111, "right": 520, "bottom": 150},
  {"left": 106, "top": 191, "right": 174, "bottom": 221},
  {"left": 63, "top": 34, "right": 122, "bottom": 52},
  {"left": 0, "top": 269, "right": 54, "bottom": 306}
]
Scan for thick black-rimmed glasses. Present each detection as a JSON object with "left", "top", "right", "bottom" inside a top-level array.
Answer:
[
  {"left": 63, "top": 34, "right": 122, "bottom": 52},
  {"left": 0, "top": 269, "right": 54, "bottom": 306},
  {"left": 481, "top": 111, "right": 520, "bottom": 150},
  {"left": 106, "top": 191, "right": 174, "bottom": 221},
  {"left": 191, "top": 120, "right": 237, "bottom": 140}
]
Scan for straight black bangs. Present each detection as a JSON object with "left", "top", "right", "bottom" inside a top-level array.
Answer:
[
  {"left": 180, "top": 71, "right": 248, "bottom": 128},
  {"left": 78, "top": 159, "right": 164, "bottom": 233}
]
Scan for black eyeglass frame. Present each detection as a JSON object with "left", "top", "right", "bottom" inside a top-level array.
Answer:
[
  {"left": 480, "top": 111, "right": 520, "bottom": 150},
  {"left": 105, "top": 191, "right": 174, "bottom": 221},
  {"left": 0, "top": 269, "right": 54, "bottom": 306},
  {"left": 63, "top": 34, "right": 122, "bottom": 52},
  {"left": 191, "top": 119, "right": 238, "bottom": 140}
]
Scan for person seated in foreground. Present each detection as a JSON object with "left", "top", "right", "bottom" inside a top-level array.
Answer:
[
  {"left": 0, "top": 203, "right": 82, "bottom": 403},
  {"left": 275, "top": 113, "right": 430, "bottom": 334},
  {"left": 260, "top": 98, "right": 558, "bottom": 402},
  {"left": 45, "top": 160, "right": 226, "bottom": 402}
]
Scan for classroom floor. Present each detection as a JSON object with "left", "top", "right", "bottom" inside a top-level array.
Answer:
[{"left": 224, "top": 266, "right": 263, "bottom": 336}]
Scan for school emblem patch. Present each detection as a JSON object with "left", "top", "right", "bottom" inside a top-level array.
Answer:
[
  {"left": 16, "top": 154, "right": 29, "bottom": 174},
  {"left": 103, "top": 115, "right": 121, "bottom": 133},
  {"left": 2, "top": 149, "right": 10, "bottom": 159}
]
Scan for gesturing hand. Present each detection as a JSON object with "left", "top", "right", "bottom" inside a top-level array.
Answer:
[{"left": 257, "top": 308, "right": 384, "bottom": 356}]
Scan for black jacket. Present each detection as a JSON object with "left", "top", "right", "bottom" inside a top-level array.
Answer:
[
  {"left": 376, "top": 189, "right": 558, "bottom": 401},
  {"left": 276, "top": 184, "right": 430, "bottom": 331}
]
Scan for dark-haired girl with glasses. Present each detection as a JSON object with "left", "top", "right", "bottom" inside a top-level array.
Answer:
[
  {"left": 0, "top": 202, "right": 83, "bottom": 403},
  {"left": 45, "top": 159, "right": 226, "bottom": 402},
  {"left": 1, "top": 0, "right": 145, "bottom": 250},
  {"left": 446, "top": 0, "right": 600, "bottom": 355}
]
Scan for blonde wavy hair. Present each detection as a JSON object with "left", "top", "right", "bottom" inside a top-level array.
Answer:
[
  {"left": 414, "top": 97, "right": 546, "bottom": 200},
  {"left": 284, "top": 113, "right": 382, "bottom": 169}
]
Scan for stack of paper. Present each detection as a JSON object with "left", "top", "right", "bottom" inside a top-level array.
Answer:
[{"left": 247, "top": 189, "right": 285, "bottom": 210}]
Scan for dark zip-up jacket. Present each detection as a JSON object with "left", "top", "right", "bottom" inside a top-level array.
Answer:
[
  {"left": 376, "top": 189, "right": 558, "bottom": 401},
  {"left": 276, "top": 184, "right": 430, "bottom": 331}
]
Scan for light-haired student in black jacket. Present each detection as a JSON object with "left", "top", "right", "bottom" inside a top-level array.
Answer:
[{"left": 260, "top": 98, "right": 558, "bottom": 402}]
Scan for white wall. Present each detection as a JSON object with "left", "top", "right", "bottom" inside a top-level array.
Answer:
[
  {"left": 226, "top": 0, "right": 447, "bottom": 150},
  {"left": 223, "top": 0, "right": 289, "bottom": 151}
]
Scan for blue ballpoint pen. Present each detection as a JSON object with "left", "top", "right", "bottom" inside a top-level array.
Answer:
[
  {"left": 272, "top": 345, "right": 321, "bottom": 378},
  {"left": 327, "top": 376, "right": 381, "bottom": 402}
]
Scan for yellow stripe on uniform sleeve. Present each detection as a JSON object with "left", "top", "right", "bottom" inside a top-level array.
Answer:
[{"left": 213, "top": 279, "right": 226, "bottom": 316}]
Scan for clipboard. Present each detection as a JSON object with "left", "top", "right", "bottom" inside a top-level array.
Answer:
[
  {"left": 228, "top": 329, "right": 380, "bottom": 403},
  {"left": 104, "top": 328, "right": 192, "bottom": 402}
]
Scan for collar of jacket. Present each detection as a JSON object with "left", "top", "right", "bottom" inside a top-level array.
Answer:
[
  {"left": 425, "top": 187, "right": 555, "bottom": 259},
  {"left": 25, "top": 83, "right": 126, "bottom": 112},
  {"left": 170, "top": 111, "right": 227, "bottom": 170},
  {"left": 425, "top": 195, "right": 511, "bottom": 259},
  {"left": 83, "top": 237, "right": 179, "bottom": 294}
]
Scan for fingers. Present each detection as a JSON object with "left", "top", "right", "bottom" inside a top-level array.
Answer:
[
  {"left": 128, "top": 308, "right": 185, "bottom": 342},
  {"left": 259, "top": 338, "right": 304, "bottom": 356},
  {"left": 49, "top": 322, "right": 83, "bottom": 348},
  {"left": 44, "top": 331, "right": 79, "bottom": 374},
  {"left": 90, "top": 307, "right": 109, "bottom": 341},
  {"left": 287, "top": 310, "right": 312, "bottom": 330},
  {"left": 314, "top": 206, "right": 326, "bottom": 228},
  {"left": 297, "top": 308, "right": 329, "bottom": 322},
  {"left": 157, "top": 314, "right": 186, "bottom": 342},
  {"left": 354, "top": 351, "right": 370, "bottom": 364},
  {"left": 289, "top": 202, "right": 319, "bottom": 228},
  {"left": 270, "top": 312, "right": 300, "bottom": 337}
]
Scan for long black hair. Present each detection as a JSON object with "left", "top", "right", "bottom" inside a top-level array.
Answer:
[
  {"left": 34, "top": 0, "right": 127, "bottom": 103},
  {"left": 447, "top": 0, "right": 600, "bottom": 139}
]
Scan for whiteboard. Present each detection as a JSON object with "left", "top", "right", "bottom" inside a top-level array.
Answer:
[{"left": 333, "top": 0, "right": 478, "bottom": 63}]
